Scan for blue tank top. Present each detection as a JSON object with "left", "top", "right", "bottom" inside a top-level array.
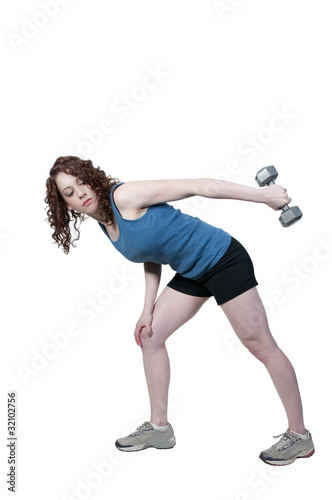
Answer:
[{"left": 98, "top": 183, "right": 232, "bottom": 280}]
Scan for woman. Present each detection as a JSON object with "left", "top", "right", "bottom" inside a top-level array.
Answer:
[{"left": 45, "top": 156, "right": 314, "bottom": 466}]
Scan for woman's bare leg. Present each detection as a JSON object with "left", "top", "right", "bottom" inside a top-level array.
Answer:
[
  {"left": 140, "top": 286, "right": 210, "bottom": 426},
  {"left": 221, "top": 286, "right": 306, "bottom": 434}
]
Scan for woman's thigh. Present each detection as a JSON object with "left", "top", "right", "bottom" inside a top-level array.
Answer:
[
  {"left": 141, "top": 286, "right": 210, "bottom": 346},
  {"left": 220, "top": 286, "right": 277, "bottom": 351}
]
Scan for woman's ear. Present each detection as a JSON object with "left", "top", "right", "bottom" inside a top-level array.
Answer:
[{"left": 65, "top": 203, "right": 73, "bottom": 211}]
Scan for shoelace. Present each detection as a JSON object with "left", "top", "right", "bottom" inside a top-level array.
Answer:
[
  {"left": 130, "top": 422, "right": 152, "bottom": 437},
  {"left": 272, "top": 430, "right": 299, "bottom": 451}
]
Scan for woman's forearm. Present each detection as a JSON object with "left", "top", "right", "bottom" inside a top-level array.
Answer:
[
  {"left": 143, "top": 262, "right": 162, "bottom": 313},
  {"left": 194, "top": 178, "right": 292, "bottom": 211},
  {"left": 195, "top": 178, "right": 265, "bottom": 203}
]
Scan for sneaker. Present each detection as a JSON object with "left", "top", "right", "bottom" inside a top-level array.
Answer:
[
  {"left": 259, "top": 429, "right": 315, "bottom": 466},
  {"left": 115, "top": 421, "right": 176, "bottom": 452}
]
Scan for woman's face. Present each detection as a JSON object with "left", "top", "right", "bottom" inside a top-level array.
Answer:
[{"left": 55, "top": 171, "right": 98, "bottom": 215}]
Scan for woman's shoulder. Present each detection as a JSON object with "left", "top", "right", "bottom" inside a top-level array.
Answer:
[
  {"left": 113, "top": 183, "right": 151, "bottom": 220},
  {"left": 112, "top": 182, "right": 125, "bottom": 207}
]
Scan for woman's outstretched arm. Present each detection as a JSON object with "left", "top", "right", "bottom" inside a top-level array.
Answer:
[{"left": 113, "top": 178, "right": 291, "bottom": 212}]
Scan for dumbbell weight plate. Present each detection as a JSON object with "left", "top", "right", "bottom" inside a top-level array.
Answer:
[
  {"left": 255, "top": 166, "right": 278, "bottom": 187},
  {"left": 279, "top": 206, "right": 303, "bottom": 227}
]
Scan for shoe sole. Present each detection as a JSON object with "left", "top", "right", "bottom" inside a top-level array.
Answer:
[
  {"left": 259, "top": 447, "right": 315, "bottom": 466},
  {"left": 115, "top": 437, "right": 176, "bottom": 452}
]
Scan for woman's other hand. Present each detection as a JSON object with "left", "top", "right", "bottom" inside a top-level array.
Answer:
[{"left": 134, "top": 311, "right": 153, "bottom": 347}]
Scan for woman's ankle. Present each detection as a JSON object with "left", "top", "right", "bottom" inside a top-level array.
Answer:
[{"left": 150, "top": 417, "right": 168, "bottom": 427}]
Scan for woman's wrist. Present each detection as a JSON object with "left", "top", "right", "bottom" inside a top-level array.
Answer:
[
  {"left": 142, "top": 303, "right": 155, "bottom": 315},
  {"left": 253, "top": 186, "right": 267, "bottom": 204}
]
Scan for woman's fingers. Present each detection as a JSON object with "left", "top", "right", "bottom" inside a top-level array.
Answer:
[
  {"left": 134, "top": 323, "right": 143, "bottom": 347},
  {"left": 134, "top": 313, "right": 153, "bottom": 347},
  {"left": 265, "top": 184, "right": 292, "bottom": 210},
  {"left": 145, "top": 324, "right": 153, "bottom": 338}
]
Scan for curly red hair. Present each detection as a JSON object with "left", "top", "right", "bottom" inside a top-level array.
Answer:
[{"left": 45, "top": 156, "right": 120, "bottom": 254}]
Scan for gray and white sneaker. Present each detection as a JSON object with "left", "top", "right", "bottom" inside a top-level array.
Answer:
[
  {"left": 259, "top": 429, "right": 315, "bottom": 466},
  {"left": 115, "top": 421, "right": 176, "bottom": 452}
]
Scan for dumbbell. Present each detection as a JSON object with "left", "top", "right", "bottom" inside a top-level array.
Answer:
[{"left": 255, "top": 166, "right": 303, "bottom": 227}]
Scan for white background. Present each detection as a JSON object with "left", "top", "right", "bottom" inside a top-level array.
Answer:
[{"left": 1, "top": 1, "right": 331, "bottom": 499}]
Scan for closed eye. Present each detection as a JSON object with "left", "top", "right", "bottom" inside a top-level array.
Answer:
[{"left": 63, "top": 180, "right": 85, "bottom": 197}]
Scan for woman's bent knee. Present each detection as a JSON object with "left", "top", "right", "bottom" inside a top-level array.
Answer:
[
  {"left": 244, "top": 336, "right": 278, "bottom": 362},
  {"left": 140, "top": 326, "right": 165, "bottom": 350}
]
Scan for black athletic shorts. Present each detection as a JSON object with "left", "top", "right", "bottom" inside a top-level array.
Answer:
[{"left": 167, "top": 237, "right": 258, "bottom": 305}]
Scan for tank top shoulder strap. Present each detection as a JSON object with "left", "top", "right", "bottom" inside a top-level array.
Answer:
[{"left": 110, "top": 182, "right": 125, "bottom": 220}]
